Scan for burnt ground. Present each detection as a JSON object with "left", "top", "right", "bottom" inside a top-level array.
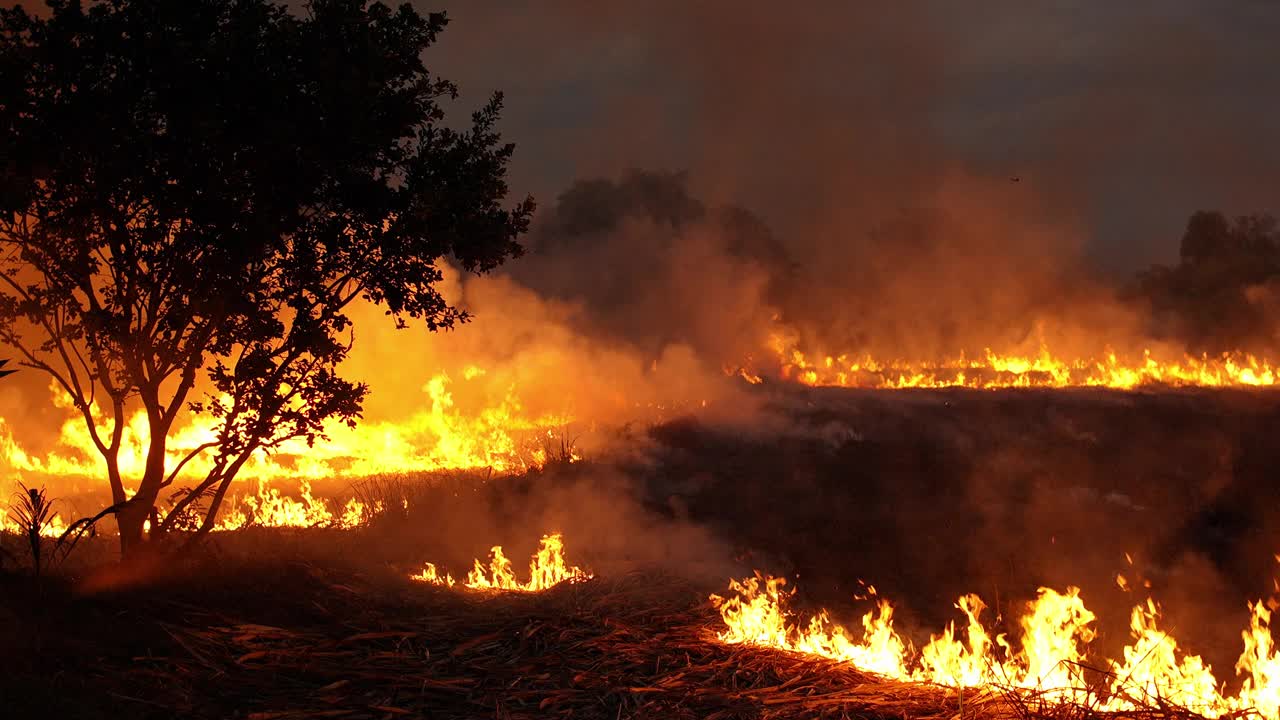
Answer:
[
  {"left": 4, "top": 386, "right": 1280, "bottom": 718},
  {"left": 641, "top": 385, "right": 1280, "bottom": 668},
  {"left": 657, "top": 386, "right": 1280, "bottom": 625},
  {"left": 0, "top": 561, "right": 1038, "bottom": 720}
]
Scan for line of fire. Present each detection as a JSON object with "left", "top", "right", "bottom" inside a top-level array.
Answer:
[{"left": 3, "top": 2, "right": 1280, "bottom": 719}]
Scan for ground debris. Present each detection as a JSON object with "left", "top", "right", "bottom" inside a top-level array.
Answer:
[{"left": 90, "top": 572, "right": 1215, "bottom": 720}]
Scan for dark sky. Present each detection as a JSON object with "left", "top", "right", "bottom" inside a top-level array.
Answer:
[{"left": 425, "top": 1, "right": 1280, "bottom": 274}]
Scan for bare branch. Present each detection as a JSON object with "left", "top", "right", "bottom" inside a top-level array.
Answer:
[{"left": 160, "top": 440, "right": 218, "bottom": 489}]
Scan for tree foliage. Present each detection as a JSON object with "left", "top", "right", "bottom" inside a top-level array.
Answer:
[
  {"left": 0, "top": 0, "right": 532, "bottom": 553},
  {"left": 1129, "top": 211, "right": 1280, "bottom": 352}
]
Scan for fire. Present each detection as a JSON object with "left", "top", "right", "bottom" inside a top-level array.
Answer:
[
  {"left": 764, "top": 335, "right": 1280, "bottom": 390},
  {"left": 1235, "top": 601, "right": 1280, "bottom": 718},
  {"left": 712, "top": 575, "right": 909, "bottom": 678},
  {"left": 411, "top": 562, "right": 455, "bottom": 587},
  {"left": 0, "top": 506, "right": 68, "bottom": 538},
  {"left": 211, "top": 479, "right": 385, "bottom": 531},
  {"left": 0, "top": 369, "right": 575, "bottom": 498},
  {"left": 0, "top": 478, "right": 384, "bottom": 536},
  {"left": 1104, "top": 598, "right": 1225, "bottom": 714},
  {"left": 712, "top": 571, "right": 1280, "bottom": 717},
  {"left": 340, "top": 497, "right": 382, "bottom": 529},
  {"left": 411, "top": 532, "right": 592, "bottom": 592}
]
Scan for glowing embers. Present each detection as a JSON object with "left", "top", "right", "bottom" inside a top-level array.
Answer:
[
  {"left": 712, "top": 572, "right": 1280, "bottom": 718},
  {"left": 411, "top": 532, "right": 592, "bottom": 592},
  {"left": 765, "top": 335, "right": 1280, "bottom": 390}
]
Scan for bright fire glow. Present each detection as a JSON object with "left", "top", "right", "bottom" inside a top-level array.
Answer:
[
  {"left": 411, "top": 532, "right": 592, "bottom": 592},
  {"left": 211, "top": 479, "right": 385, "bottom": 531},
  {"left": 0, "top": 506, "right": 68, "bottom": 538},
  {"left": 764, "top": 335, "right": 1280, "bottom": 390},
  {"left": 0, "top": 369, "right": 576, "bottom": 502},
  {"left": 0, "top": 479, "right": 385, "bottom": 536},
  {"left": 712, "top": 572, "right": 1280, "bottom": 718}
]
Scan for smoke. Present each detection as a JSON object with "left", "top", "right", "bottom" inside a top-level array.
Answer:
[
  {"left": 425, "top": 1, "right": 1279, "bottom": 359},
  {"left": 9, "top": 0, "right": 1277, "bottom": 470},
  {"left": 3, "top": 3, "right": 1280, "bottom": 637},
  {"left": 773, "top": 173, "right": 1150, "bottom": 359},
  {"left": 457, "top": 165, "right": 1159, "bottom": 367},
  {"left": 504, "top": 170, "right": 787, "bottom": 363},
  {"left": 371, "top": 464, "right": 741, "bottom": 585},
  {"left": 1126, "top": 211, "right": 1280, "bottom": 353},
  {"left": 340, "top": 243, "right": 769, "bottom": 457}
]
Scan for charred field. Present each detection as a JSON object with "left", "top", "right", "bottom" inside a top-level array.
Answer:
[{"left": 5, "top": 384, "right": 1280, "bottom": 719}]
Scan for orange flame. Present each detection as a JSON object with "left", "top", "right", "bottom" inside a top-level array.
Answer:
[
  {"left": 712, "top": 571, "right": 1280, "bottom": 717},
  {"left": 411, "top": 532, "right": 592, "bottom": 592},
  {"left": 0, "top": 506, "right": 68, "bottom": 538},
  {"left": 210, "top": 479, "right": 385, "bottom": 531},
  {"left": 0, "top": 370, "right": 575, "bottom": 503},
  {"left": 763, "top": 335, "right": 1280, "bottom": 390}
]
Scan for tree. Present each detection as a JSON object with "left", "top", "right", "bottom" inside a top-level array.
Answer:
[
  {"left": 1179, "top": 210, "right": 1233, "bottom": 265},
  {"left": 1179, "top": 210, "right": 1279, "bottom": 272},
  {"left": 1129, "top": 211, "right": 1280, "bottom": 353},
  {"left": 0, "top": 0, "right": 533, "bottom": 555}
]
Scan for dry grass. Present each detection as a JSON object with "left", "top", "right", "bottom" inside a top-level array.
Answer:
[
  {"left": 53, "top": 569, "right": 1227, "bottom": 720},
  {"left": 349, "top": 468, "right": 500, "bottom": 518},
  {"left": 148, "top": 572, "right": 928, "bottom": 719},
  {"left": 7, "top": 387, "right": 1280, "bottom": 718}
]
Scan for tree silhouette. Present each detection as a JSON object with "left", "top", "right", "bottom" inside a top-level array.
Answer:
[
  {"left": 1130, "top": 211, "right": 1280, "bottom": 352},
  {"left": 0, "top": 0, "right": 532, "bottom": 554}
]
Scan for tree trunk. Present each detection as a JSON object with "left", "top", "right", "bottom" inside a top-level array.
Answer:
[
  {"left": 118, "top": 398, "right": 169, "bottom": 558},
  {"left": 116, "top": 496, "right": 151, "bottom": 557}
]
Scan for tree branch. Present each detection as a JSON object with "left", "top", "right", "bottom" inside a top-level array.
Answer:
[{"left": 160, "top": 440, "right": 218, "bottom": 489}]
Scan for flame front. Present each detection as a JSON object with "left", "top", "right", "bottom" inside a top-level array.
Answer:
[
  {"left": 763, "top": 335, "right": 1280, "bottom": 390},
  {"left": 411, "top": 532, "right": 592, "bottom": 592},
  {"left": 712, "top": 572, "right": 1280, "bottom": 718},
  {"left": 209, "top": 479, "right": 386, "bottom": 531},
  {"left": 0, "top": 368, "right": 577, "bottom": 526},
  {"left": 0, "top": 477, "right": 391, "bottom": 535}
]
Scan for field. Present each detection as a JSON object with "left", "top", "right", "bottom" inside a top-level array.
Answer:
[{"left": 5, "top": 385, "right": 1280, "bottom": 718}]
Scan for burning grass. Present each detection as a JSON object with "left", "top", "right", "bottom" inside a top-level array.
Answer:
[
  {"left": 711, "top": 572, "right": 1280, "bottom": 720},
  {"left": 166, "top": 576, "right": 987, "bottom": 720},
  {"left": 2, "top": 559, "right": 1254, "bottom": 720},
  {"left": 763, "top": 336, "right": 1280, "bottom": 390},
  {"left": 0, "top": 370, "right": 583, "bottom": 510},
  {"left": 410, "top": 531, "right": 593, "bottom": 591},
  {"left": 9, "top": 390, "right": 1280, "bottom": 718}
]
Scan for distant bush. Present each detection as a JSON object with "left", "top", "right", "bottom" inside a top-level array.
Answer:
[{"left": 1127, "top": 211, "right": 1280, "bottom": 353}]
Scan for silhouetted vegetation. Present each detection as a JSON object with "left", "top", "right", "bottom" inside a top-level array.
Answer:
[
  {"left": 510, "top": 170, "right": 794, "bottom": 359},
  {"left": 0, "top": 0, "right": 532, "bottom": 555},
  {"left": 7, "top": 483, "right": 51, "bottom": 576},
  {"left": 1129, "top": 211, "right": 1280, "bottom": 353}
]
